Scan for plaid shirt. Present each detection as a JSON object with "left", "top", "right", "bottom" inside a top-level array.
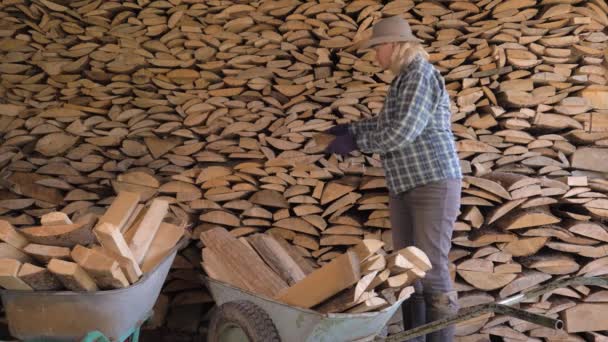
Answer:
[{"left": 349, "top": 55, "right": 462, "bottom": 195}]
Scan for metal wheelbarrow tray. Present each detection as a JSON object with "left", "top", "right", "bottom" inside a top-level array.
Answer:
[
  {"left": 204, "top": 276, "right": 407, "bottom": 342},
  {"left": 0, "top": 238, "right": 187, "bottom": 342}
]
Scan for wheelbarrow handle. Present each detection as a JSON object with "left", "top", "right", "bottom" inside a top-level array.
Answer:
[
  {"left": 384, "top": 303, "right": 562, "bottom": 342},
  {"left": 385, "top": 276, "right": 608, "bottom": 342}
]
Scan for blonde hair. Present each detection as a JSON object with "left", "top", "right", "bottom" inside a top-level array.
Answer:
[{"left": 389, "top": 42, "right": 429, "bottom": 75}]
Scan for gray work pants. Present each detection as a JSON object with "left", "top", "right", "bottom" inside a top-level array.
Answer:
[{"left": 389, "top": 179, "right": 461, "bottom": 342}]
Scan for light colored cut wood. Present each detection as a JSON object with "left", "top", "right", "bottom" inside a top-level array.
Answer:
[
  {"left": 47, "top": 258, "right": 98, "bottom": 292},
  {"left": 0, "top": 259, "right": 33, "bottom": 290},
  {"left": 275, "top": 250, "right": 360, "bottom": 309},
  {"left": 141, "top": 223, "right": 184, "bottom": 273},
  {"left": 97, "top": 191, "right": 141, "bottom": 233},
  {"left": 93, "top": 223, "right": 142, "bottom": 283},
  {"left": 128, "top": 199, "right": 169, "bottom": 264}
]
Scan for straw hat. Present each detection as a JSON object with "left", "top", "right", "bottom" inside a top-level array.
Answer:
[{"left": 362, "top": 16, "right": 422, "bottom": 49}]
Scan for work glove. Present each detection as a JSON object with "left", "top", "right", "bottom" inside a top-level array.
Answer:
[
  {"left": 327, "top": 124, "right": 351, "bottom": 136},
  {"left": 325, "top": 133, "right": 357, "bottom": 156}
]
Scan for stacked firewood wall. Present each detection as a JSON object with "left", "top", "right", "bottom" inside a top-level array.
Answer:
[{"left": 1, "top": 0, "right": 608, "bottom": 339}]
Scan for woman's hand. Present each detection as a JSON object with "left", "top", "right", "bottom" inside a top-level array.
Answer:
[
  {"left": 325, "top": 133, "right": 357, "bottom": 155},
  {"left": 327, "top": 124, "right": 350, "bottom": 136}
]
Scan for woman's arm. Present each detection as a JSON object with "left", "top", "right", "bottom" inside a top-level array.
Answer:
[{"left": 349, "top": 70, "right": 437, "bottom": 154}]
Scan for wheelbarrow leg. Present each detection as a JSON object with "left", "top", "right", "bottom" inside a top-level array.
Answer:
[
  {"left": 79, "top": 325, "right": 141, "bottom": 342},
  {"left": 129, "top": 326, "right": 141, "bottom": 342},
  {"left": 81, "top": 331, "right": 111, "bottom": 342}
]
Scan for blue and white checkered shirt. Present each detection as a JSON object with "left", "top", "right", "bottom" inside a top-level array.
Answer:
[{"left": 349, "top": 55, "right": 462, "bottom": 195}]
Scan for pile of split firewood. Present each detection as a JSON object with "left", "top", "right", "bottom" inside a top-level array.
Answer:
[
  {"left": 201, "top": 227, "right": 428, "bottom": 313},
  {"left": 0, "top": 191, "right": 184, "bottom": 291}
]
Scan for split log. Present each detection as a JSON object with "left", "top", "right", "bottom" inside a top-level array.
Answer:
[
  {"left": 47, "top": 259, "right": 98, "bottom": 292},
  {"left": 19, "top": 223, "right": 95, "bottom": 248},
  {"left": 0, "top": 259, "right": 32, "bottom": 290},
  {"left": 0, "top": 220, "right": 28, "bottom": 250},
  {"left": 97, "top": 191, "right": 141, "bottom": 233},
  {"left": 128, "top": 199, "right": 169, "bottom": 264},
  {"left": 247, "top": 233, "right": 306, "bottom": 286},
  {"left": 201, "top": 227, "right": 288, "bottom": 298},
  {"left": 93, "top": 223, "right": 142, "bottom": 283},
  {"left": 275, "top": 250, "right": 360, "bottom": 309},
  {"left": 18, "top": 263, "right": 62, "bottom": 291},
  {"left": 71, "top": 245, "right": 129, "bottom": 289}
]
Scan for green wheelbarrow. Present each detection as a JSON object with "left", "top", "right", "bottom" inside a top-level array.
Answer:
[{"left": 0, "top": 238, "right": 187, "bottom": 342}]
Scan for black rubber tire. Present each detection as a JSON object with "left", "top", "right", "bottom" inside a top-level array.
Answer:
[{"left": 207, "top": 300, "right": 281, "bottom": 342}]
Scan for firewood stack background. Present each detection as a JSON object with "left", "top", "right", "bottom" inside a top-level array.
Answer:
[{"left": 1, "top": 0, "right": 608, "bottom": 340}]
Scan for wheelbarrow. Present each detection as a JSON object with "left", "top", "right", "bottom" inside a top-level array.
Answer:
[
  {"left": 204, "top": 275, "right": 608, "bottom": 342},
  {"left": 0, "top": 237, "right": 187, "bottom": 342},
  {"left": 203, "top": 276, "right": 407, "bottom": 342}
]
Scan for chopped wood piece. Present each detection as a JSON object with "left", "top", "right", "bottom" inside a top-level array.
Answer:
[
  {"left": 501, "top": 237, "right": 548, "bottom": 257},
  {"left": 458, "top": 270, "right": 517, "bottom": 291},
  {"left": 499, "top": 271, "right": 552, "bottom": 298},
  {"left": 128, "top": 199, "right": 169, "bottom": 264},
  {"left": 397, "top": 246, "right": 432, "bottom": 272},
  {"left": 47, "top": 258, "right": 98, "bottom": 292},
  {"left": 40, "top": 212, "right": 72, "bottom": 226},
  {"left": 97, "top": 191, "right": 141, "bottom": 233},
  {"left": 72, "top": 245, "right": 129, "bottom": 289},
  {"left": 346, "top": 297, "right": 388, "bottom": 313},
  {"left": 93, "top": 223, "right": 142, "bottom": 283},
  {"left": 248, "top": 233, "right": 306, "bottom": 286},
  {"left": 141, "top": 223, "right": 184, "bottom": 273},
  {"left": 496, "top": 207, "right": 561, "bottom": 230},
  {"left": 20, "top": 223, "right": 94, "bottom": 248},
  {"left": 321, "top": 181, "right": 357, "bottom": 205},
  {"left": 249, "top": 190, "right": 289, "bottom": 208},
  {"left": 201, "top": 227, "right": 287, "bottom": 298},
  {"left": 18, "top": 263, "right": 62, "bottom": 290},
  {"left": 0, "top": 220, "right": 28, "bottom": 249},
  {"left": 23, "top": 244, "right": 71, "bottom": 264},
  {"left": 0, "top": 243, "right": 33, "bottom": 263},
  {"left": 563, "top": 304, "right": 608, "bottom": 333},
  {"left": 0, "top": 259, "right": 32, "bottom": 290},
  {"left": 361, "top": 254, "right": 386, "bottom": 274},
  {"left": 314, "top": 271, "right": 378, "bottom": 313},
  {"left": 275, "top": 250, "right": 360, "bottom": 309},
  {"left": 349, "top": 239, "right": 385, "bottom": 263}
]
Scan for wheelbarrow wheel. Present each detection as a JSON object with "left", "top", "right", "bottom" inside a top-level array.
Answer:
[{"left": 208, "top": 300, "right": 280, "bottom": 342}]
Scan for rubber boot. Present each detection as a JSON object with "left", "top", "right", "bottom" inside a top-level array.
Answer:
[
  {"left": 424, "top": 291, "right": 459, "bottom": 342},
  {"left": 401, "top": 293, "right": 426, "bottom": 341}
]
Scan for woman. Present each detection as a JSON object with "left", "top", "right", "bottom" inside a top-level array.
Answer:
[{"left": 326, "top": 16, "right": 462, "bottom": 342}]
